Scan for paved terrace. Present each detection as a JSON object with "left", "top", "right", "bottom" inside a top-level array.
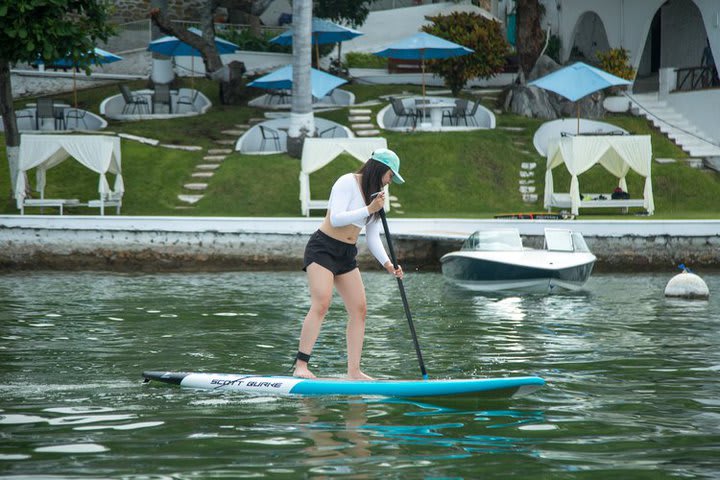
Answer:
[{"left": 1, "top": 216, "right": 719, "bottom": 272}]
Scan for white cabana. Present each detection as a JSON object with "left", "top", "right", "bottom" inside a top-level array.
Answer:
[
  {"left": 544, "top": 135, "right": 654, "bottom": 215},
  {"left": 300, "top": 137, "right": 388, "bottom": 216},
  {"left": 16, "top": 134, "right": 123, "bottom": 214}
]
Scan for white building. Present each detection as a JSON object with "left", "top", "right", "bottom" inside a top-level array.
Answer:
[{"left": 531, "top": 0, "right": 720, "bottom": 157}]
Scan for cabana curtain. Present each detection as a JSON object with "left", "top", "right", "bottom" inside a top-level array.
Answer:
[
  {"left": 544, "top": 135, "right": 653, "bottom": 215},
  {"left": 15, "top": 135, "right": 123, "bottom": 206}
]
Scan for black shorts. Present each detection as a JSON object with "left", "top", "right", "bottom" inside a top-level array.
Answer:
[{"left": 303, "top": 230, "right": 358, "bottom": 276}]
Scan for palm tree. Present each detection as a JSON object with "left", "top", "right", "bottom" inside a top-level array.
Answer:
[
  {"left": 516, "top": 0, "right": 545, "bottom": 81},
  {"left": 286, "top": 0, "right": 315, "bottom": 158}
]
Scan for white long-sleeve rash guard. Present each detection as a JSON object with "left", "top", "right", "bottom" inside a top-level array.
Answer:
[{"left": 327, "top": 173, "right": 391, "bottom": 267}]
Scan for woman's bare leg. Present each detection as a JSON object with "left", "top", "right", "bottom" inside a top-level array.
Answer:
[
  {"left": 334, "top": 269, "right": 373, "bottom": 380},
  {"left": 295, "top": 263, "right": 334, "bottom": 379}
]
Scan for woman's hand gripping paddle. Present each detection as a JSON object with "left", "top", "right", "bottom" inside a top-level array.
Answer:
[{"left": 378, "top": 207, "right": 429, "bottom": 380}]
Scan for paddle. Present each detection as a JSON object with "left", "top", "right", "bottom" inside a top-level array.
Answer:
[{"left": 378, "top": 207, "right": 429, "bottom": 380}]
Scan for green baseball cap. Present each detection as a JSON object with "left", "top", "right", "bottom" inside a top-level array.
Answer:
[{"left": 370, "top": 148, "right": 405, "bottom": 184}]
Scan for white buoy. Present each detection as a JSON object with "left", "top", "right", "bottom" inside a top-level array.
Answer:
[{"left": 664, "top": 270, "right": 709, "bottom": 299}]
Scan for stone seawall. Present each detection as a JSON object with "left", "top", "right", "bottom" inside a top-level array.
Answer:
[{"left": 2, "top": 226, "right": 720, "bottom": 272}]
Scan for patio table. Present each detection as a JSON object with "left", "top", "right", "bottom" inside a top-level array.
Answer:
[{"left": 415, "top": 100, "right": 456, "bottom": 130}]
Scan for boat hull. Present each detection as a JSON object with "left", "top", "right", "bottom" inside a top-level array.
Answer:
[
  {"left": 441, "top": 251, "right": 595, "bottom": 293},
  {"left": 142, "top": 371, "right": 544, "bottom": 399}
]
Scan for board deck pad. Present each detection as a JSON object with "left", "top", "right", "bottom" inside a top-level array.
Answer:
[{"left": 142, "top": 371, "right": 545, "bottom": 399}]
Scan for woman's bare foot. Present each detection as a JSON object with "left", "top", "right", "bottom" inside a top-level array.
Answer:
[
  {"left": 293, "top": 365, "right": 316, "bottom": 379},
  {"left": 347, "top": 370, "right": 374, "bottom": 380}
]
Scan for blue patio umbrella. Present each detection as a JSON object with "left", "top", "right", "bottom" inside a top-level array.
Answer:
[
  {"left": 270, "top": 17, "right": 363, "bottom": 46},
  {"left": 48, "top": 47, "right": 123, "bottom": 68},
  {"left": 374, "top": 32, "right": 473, "bottom": 97},
  {"left": 37, "top": 48, "right": 123, "bottom": 108},
  {"left": 147, "top": 27, "right": 239, "bottom": 87},
  {"left": 147, "top": 27, "right": 239, "bottom": 56},
  {"left": 528, "top": 62, "right": 631, "bottom": 132},
  {"left": 248, "top": 65, "right": 348, "bottom": 100},
  {"left": 270, "top": 17, "right": 363, "bottom": 67}
]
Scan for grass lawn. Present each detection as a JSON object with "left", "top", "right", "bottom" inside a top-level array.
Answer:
[{"left": 1, "top": 77, "right": 719, "bottom": 219}]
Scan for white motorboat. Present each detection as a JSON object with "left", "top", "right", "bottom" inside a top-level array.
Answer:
[{"left": 440, "top": 228, "right": 596, "bottom": 293}]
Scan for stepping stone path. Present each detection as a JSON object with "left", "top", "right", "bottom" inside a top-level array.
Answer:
[
  {"left": 175, "top": 124, "right": 242, "bottom": 208},
  {"left": 519, "top": 160, "right": 538, "bottom": 203},
  {"left": 504, "top": 128, "right": 540, "bottom": 204},
  {"left": 348, "top": 108, "right": 380, "bottom": 137},
  {"left": 389, "top": 195, "right": 404, "bottom": 215}
]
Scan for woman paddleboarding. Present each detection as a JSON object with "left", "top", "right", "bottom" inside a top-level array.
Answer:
[{"left": 294, "top": 149, "right": 405, "bottom": 380}]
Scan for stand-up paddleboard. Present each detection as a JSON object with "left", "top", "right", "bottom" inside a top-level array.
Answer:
[{"left": 142, "top": 371, "right": 544, "bottom": 399}]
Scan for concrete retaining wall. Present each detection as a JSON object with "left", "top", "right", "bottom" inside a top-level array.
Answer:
[{"left": 2, "top": 216, "right": 720, "bottom": 272}]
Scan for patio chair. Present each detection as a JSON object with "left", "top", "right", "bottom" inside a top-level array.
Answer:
[
  {"left": 119, "top": 85, "right": 149, "bottom": 114},
  {"left": 153, "top": 83, "right": 173, "bottom": 114},
  {"left": 259, "top": 125, "right": 281, "bottom": 151},
  {"left": 36, "top": 98, "right": 56, "bottom": 130},
  {"left": 65, "top": 108, "right": 88, "bottom": 129},
  {"left": 267, "top": 89, "right": 290, "bottom": 105},
  {"left": 390, "top": 97, "right": 418, "bottom": 127},
  {"left": 16, "top": 108, "right": 35, "bottom": 130},
  {"left": 463, "top": 100, "right": 481, "bottom": 126},
  {"left": 443, "top": 98, "right": 469, "bottom": 126},
  {"left": 319, "top": 126, "right": 339, "bottom": 138},
  {"left": 176, "top": 89, "right": 199, "bottom": 113}
]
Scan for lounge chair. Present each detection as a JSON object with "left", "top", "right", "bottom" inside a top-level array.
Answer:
[{"left": 87, "top": 191, "right": 123, "bottom": 215}]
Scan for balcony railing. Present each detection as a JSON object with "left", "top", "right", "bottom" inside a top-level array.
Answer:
[{"left": 675, "top": 66, "right": 719, "bottom": 92}]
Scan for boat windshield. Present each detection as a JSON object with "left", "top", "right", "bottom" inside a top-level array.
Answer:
[
  {"left": 461, "top": 229, "right": 523, "bottom": 251},
  {"left": 544, "top": 229, "right": 591, "bottom": 252},
  {"left": 572, "top": 232, "right": 591, "bottom": 252}
]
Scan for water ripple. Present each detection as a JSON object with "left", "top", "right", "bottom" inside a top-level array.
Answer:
[{"left": 0, "top": 271, "right": 718, "bottom": 478}]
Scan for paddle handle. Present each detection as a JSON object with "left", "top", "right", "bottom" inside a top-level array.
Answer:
[{"left": 379, "top": 208, "right": 428, "bottom": 380}]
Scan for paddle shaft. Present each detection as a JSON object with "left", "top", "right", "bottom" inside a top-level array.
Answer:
[{"left": 378, "top": 208, "right": 428, "bottom": 380}]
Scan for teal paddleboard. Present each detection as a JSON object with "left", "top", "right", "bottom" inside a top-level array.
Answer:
[{"left": 142, "top": 371, "right": 544, "bottom": 399}]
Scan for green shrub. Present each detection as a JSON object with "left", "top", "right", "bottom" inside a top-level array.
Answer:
[
  {"left": 597, "top": 47, "right": 635, "bottom": 80},
  {"left": 222, "top": 28, "right": 292, "bottom": 54},
  {"left": 423, "top": 12, "right": 509, "bottom": 96},
  {"left": 345, "top": 51, "right": 387, "bottom": 68}
]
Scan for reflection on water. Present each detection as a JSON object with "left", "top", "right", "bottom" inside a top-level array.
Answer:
[{"left": 0, "top": 271, "right": 719, "bottom": 478}]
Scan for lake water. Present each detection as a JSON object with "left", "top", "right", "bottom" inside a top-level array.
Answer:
[{"left": 1, "top": 271, "right": 719, "bottom": 479}]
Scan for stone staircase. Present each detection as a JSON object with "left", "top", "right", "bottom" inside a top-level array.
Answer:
[{"left": 628, "top": 93, "right": 720, "bottom": 164}]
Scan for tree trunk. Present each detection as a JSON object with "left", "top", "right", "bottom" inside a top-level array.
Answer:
[
  {"left": 516, "top": 0, "right": 544, "bottom": 81},
  {"left": 287, "top": 0, "right": 315, "bottom": 159},
  {"left": 150, "top": 2, "right": 223, "bottom": 79},
  {"left": 220, "top": 0, "right": 265, "bottom": 36},
  {"left": 0, "top": 59, "right": 20, "bottom": 196}
]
